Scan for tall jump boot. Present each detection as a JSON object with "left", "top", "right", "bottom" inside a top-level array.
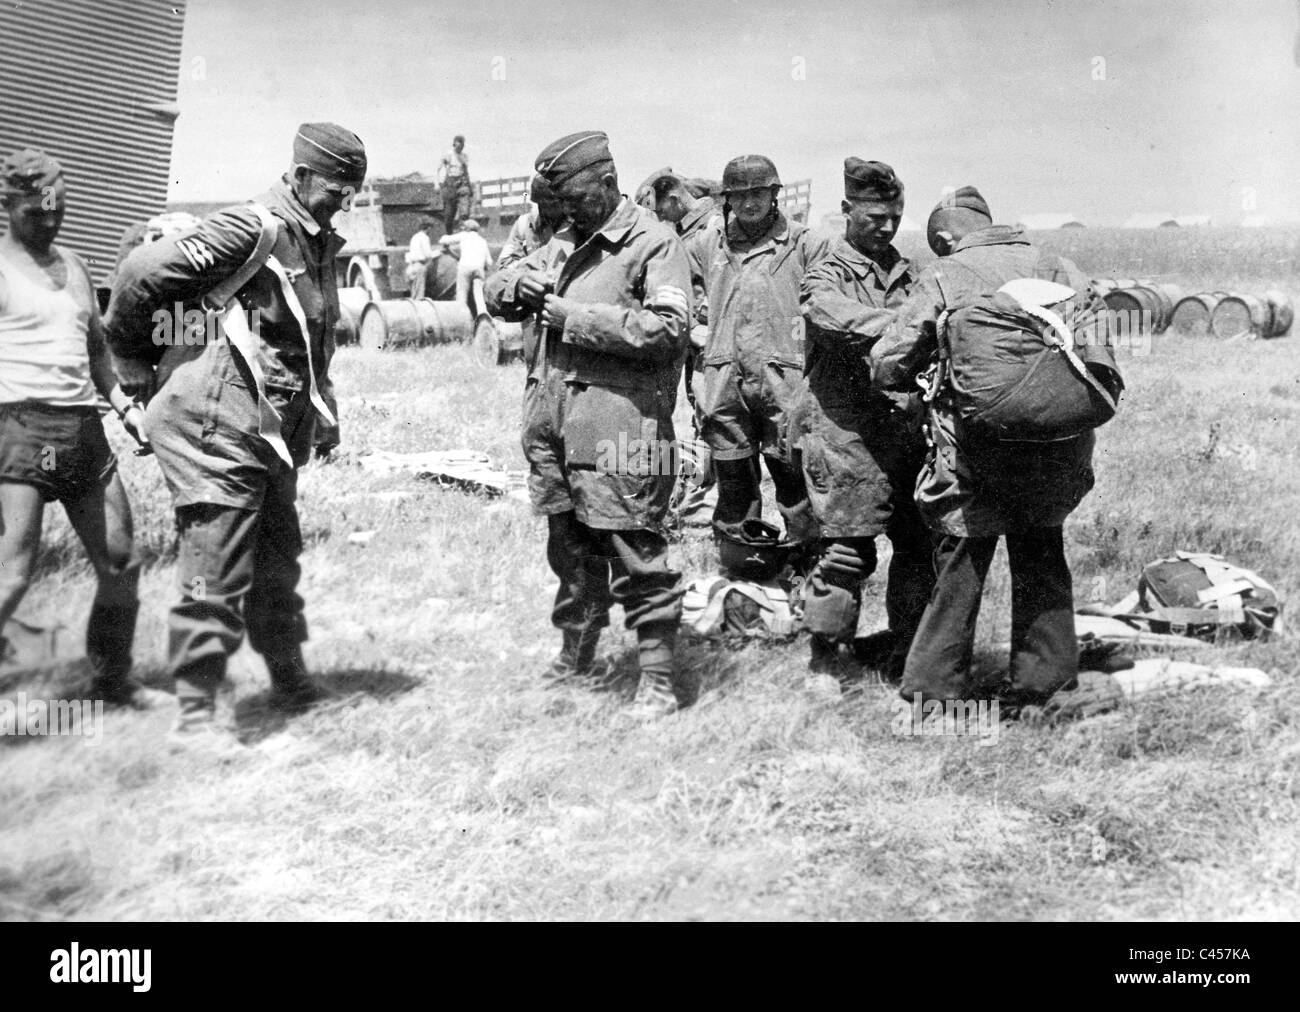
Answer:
[
  {"left": 622, "top": 622, "right": 682, "bottom": 722},
  {"left": 544, "top": 624, "right": 609, "bottom": 687}
]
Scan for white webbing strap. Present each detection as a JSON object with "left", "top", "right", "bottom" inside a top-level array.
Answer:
[
  {"left": 209, "top": 203, "right": 336, "bottom": 467},
  {"left": 998, "top": 278, "right": 1117, "bottom": 413}
]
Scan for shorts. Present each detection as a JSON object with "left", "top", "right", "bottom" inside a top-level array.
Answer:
[{"left": 0, "top": 401, "right": 117, "bottom": 503}]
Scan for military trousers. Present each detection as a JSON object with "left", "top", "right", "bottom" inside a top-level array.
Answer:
[
  {"left": 802, "top": 490, "right": 934, "bottom": 679},
  {"left": 901, "top": 526, "right": 1076, "bottom": 704},
  {"left": 168, "top": 464, "right": 307, "bottom": 700},
  {"left": 547, "top": 511, "right": 683, "bottom": 635}
]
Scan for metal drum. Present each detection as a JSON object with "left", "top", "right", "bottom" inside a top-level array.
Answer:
[{"left": 358, "top": 298, "right": 473, "bottom": 350}]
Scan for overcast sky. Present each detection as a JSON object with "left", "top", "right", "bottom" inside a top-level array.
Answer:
[{"left": 169, "top": 0, "right": 1300, "bottom": 226}]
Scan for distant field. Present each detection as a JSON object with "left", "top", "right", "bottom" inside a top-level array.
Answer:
[{"left": 2, "top": 226, "right": 1298, "bottom": 921}]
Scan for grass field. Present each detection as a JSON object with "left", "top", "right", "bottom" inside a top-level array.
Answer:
[{"left": 2, "top": 227, "right": 1299, "bottom": 921}]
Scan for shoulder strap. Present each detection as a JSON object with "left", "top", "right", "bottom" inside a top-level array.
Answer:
[{"left": 201, "top": 204, "right": 279, "bottom": 311}]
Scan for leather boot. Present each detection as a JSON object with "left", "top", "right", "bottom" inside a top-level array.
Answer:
[
  {"left": 265, "top": 647, "right": 331, "bottom": 712},
  {"left": 86, "top": 600, "right": 168, "bottom": 709},
  {"left": 622, "top": 622, "right": 681, "bottom": 721},
  {"left": 544, "top": 624, "right": 611, "bottom": 687}
]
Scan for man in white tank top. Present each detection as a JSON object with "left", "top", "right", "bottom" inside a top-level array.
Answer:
[{"left": 0, "top": 149, "right": 157, "bottom": 708}]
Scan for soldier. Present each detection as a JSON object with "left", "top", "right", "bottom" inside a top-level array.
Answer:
[
  {"left": 793, "top": 159, "right": 934, "bottom": 684},
  {"left": 636, "top": 170, "right": 717, "bottom": 241},
  {"left": 497, "top": 173, "right": 567, "bottom": 273},
  {"left": 0, "top": 149, "right": 157, "bottom": 706},
  {"left": 871, "top": 186, "right": 1122, "bottom": 707},
  {"left": 687, "top": 155, "right": 825, "bottom": 543},
  {"left": 437, "top": 134, "right": 472, "bottom": 234},
  {"left": 637, "top": 168, "right": 721, "bottom": 528},
  {"left": 106, "top": 122, "right": 367, "bottom": 749},
  {"left": 485, "top": 131, "right": 692, "bottom": 720}
]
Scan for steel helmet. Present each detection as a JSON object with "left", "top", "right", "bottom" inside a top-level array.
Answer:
[{"left": 720, "top": 154, "right": 781, "bottom": 194}]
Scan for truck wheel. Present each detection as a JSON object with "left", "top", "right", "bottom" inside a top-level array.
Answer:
[{"left": 471, "top": 317, "right": 502, "bottom": 368}]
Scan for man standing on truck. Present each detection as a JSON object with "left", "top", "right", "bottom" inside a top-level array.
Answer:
[
  {"left": 437, "top": 134, "right": 472, "bottom": 234},
  {"left": 106, "top": 122, "right": 367, "bottom": 751}
]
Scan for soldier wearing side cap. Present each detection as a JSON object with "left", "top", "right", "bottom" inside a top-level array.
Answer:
[
  {"left": 686, "top": 154, "right": 828, "bottom": 545},
  {"left": 634, "top": 167, "right": 721, "bottom": 530},
  {"left": 635, "top": 169, "right": 718, "bottom": 242},
  {"left": 792, "top": 158, "right": 934, "bottom": 685},
  {"left": 497, "top": 173, "right": 570, "bottom": 273},
  {"left": 485, "top": 131, "right": 693, "bottom": 721},
  {"left": 871, "top": 187, "right": 1123, "bottom": 708},
  {"left": 105, "top": 122, "right": 367, "bottom": 750}
]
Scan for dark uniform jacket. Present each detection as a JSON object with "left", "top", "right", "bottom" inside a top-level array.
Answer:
[
  {"left": 484, "top": 197, "right": 691, "bottom": 529},
  {"left": 871, "top": 225, "right": 1114, "bottom": 537},
  {"left": 104, "top": 177, "right": 343, "bottom": 508},
  {"left": 792, "top": 237, "right": 921, "bottom": 539}
]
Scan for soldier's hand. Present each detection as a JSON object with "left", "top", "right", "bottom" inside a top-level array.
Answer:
[
  {"left": 541, "top": 294, "right": 576, "bottom": 331},
  {"left": 121, "top": 404, "right": 150, "bottom": 448},
  {"left": 517, "top": 271, "right": 553, "bottom": 310},
  {"left": 113, "top": 354, "right": 155, "bottom": 402}
]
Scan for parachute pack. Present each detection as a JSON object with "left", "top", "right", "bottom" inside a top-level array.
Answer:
[
  {"left": 681, "top": 576, "right": 799, "bottom": 639},
  {"left": 930, "top": 259, "right": 1123, "bottom": 442},
  {"left": 1130, "top": 552, "right": 1282, "bottom": 642}
]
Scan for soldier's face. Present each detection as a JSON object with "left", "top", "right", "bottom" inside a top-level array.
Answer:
[
  {"left": 843, "top": 197, "right": 903, "bottom": 256},
  {"left": 655, "top": 191, "right": 687, "bottom": 225},
  {"left": 728, "top": 187, "right": 774, "bottom": 229},
  {"left": 535, "top": 194, "right": 564, "bottom": 224},
  {"left": 297, "top": 169, "right": 356, "bottom": 227},
  {"left": 556, "top": 170, "right": 618, "bottom": 237},
  {"left": 3, "top": 185, "right": 65, "bottom": 249}
]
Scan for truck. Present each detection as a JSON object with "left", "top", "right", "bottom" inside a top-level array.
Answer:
[
  {"left": 334, "top": 174, "right": 531, "bottom": 299},
  {"left": 333, "top": 173, "right": 814, "bottom": 300}
]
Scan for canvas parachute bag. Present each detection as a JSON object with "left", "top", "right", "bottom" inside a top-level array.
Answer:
[
  {"left": 681, "top": 576, "right": 798, "bottom": 639},
  {"left": 1135, "top": 552, "right": 1282, "bottom": 641},
  {"left": 932, "top": 255, "right": 1122, "bottom": 442}
]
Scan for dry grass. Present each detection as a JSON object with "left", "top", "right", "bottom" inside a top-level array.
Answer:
[{"left": 2, "top": 227, "right": 1299, "bottom": 921}]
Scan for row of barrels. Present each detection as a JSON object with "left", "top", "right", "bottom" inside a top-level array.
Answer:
[
  {"left": 335, "top": 288, "right": 524, "bottom": 365},
  {"left": 1093, "top": 279, "right": 1293, "bottom": 339},
  {"left": 335, "top": 288, "right": 474, "bottom": 349}
]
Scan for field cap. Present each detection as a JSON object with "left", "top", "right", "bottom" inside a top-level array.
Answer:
[
  {"left": 535, "top": 131, "right": 613, "bottom": 186},
  {"left": 294, "top": 123, "right": 367, "bottom": 184},
  {"left": 844, "top": 158, "right": 902, "bottom": 201},
  {"left": 934, "top": 185, "right": 990, "bottom": 218},
  {"left": 1, "top": 148, "right": 63, "bottom": 197}
]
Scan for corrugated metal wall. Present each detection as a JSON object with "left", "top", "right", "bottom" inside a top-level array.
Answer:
[{"left": 0, "top": 0, "right": 187, "bottom": 285}]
